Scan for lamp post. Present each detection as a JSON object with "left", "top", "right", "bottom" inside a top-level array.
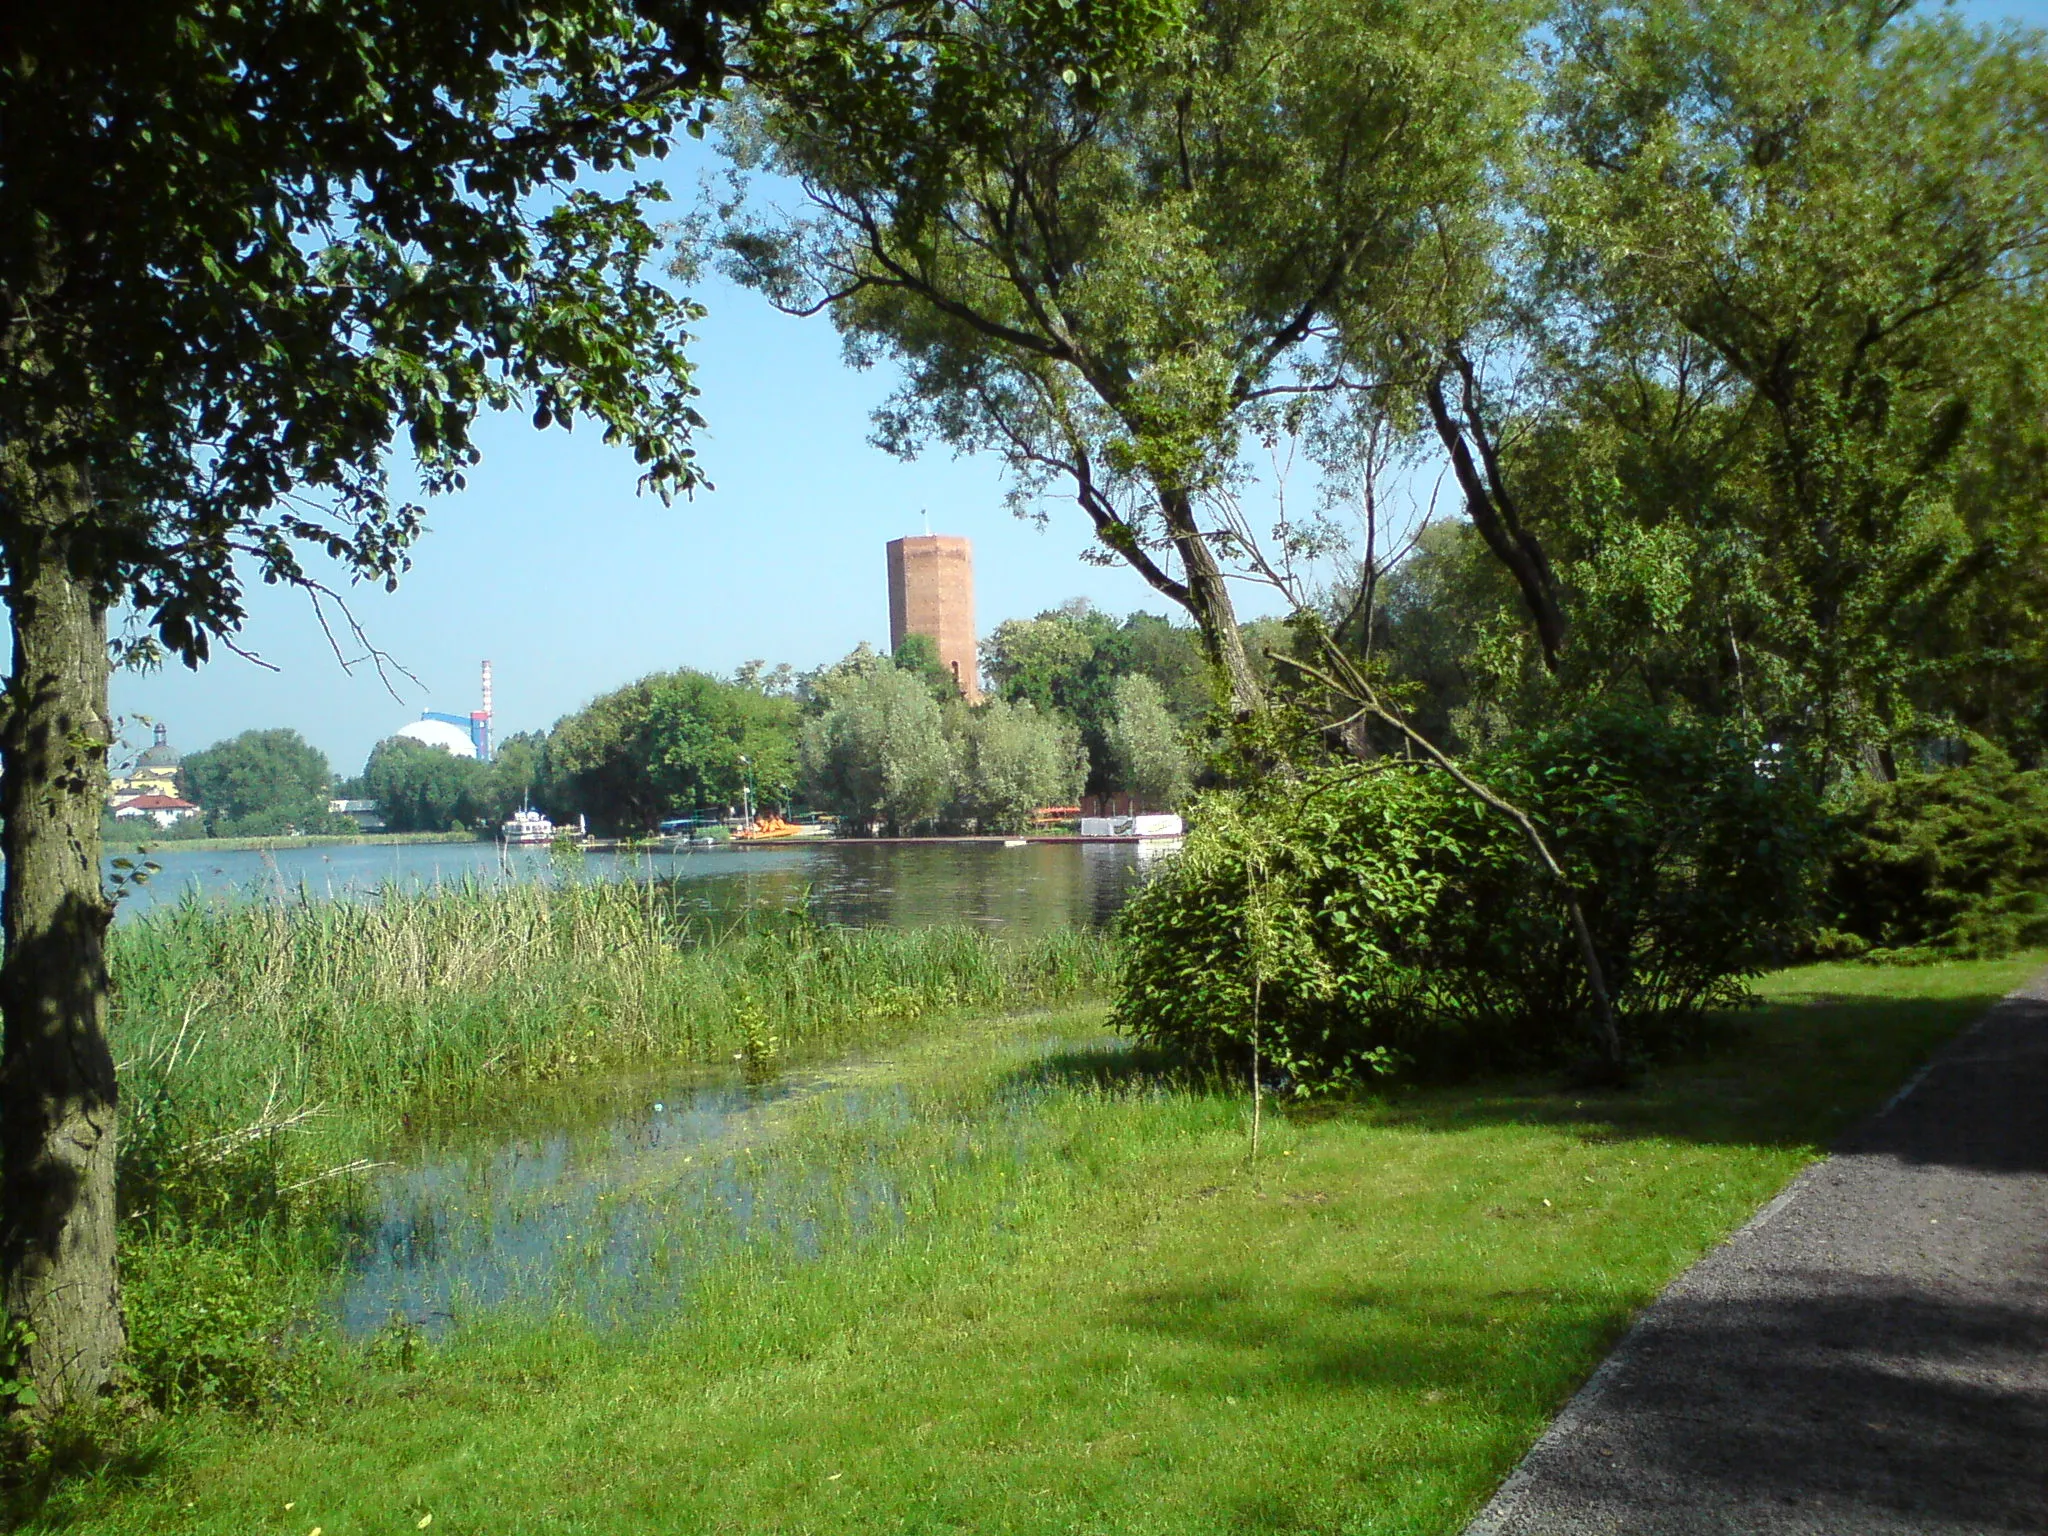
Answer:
[{"left": 737, "top": 755, "right": 754, "bottom": 825}]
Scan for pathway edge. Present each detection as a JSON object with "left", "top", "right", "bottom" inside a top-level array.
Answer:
[{"left": 1458, "top": 964, "right": 2048, "bottom": 1536}]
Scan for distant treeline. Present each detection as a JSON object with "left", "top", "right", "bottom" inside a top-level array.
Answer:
[
  {"left": 144, "top": 603, "right": 1274, "bottom": 840},
  {"left": 499, "top": 603, "right": 1292, "bottom": 837}
]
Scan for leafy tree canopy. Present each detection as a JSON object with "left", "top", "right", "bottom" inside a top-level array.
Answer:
[
  {"left": 362, "top": 737, "right": 494, "bottom": 834},
  {"left": 1498, "top": 0, "right": 2048, "bottom": 774},
  {"left": 0, "top": 0, "right": 756, "bottom": 1412},
  {"left": 950, "top": 697, "right": 1085, "bottom": 832},
  {"left": 545, "top": 668, "right": 800, "bottom": 832},
  {"left": 890, "top": 632, "right": 961, "bottom": 702},
  {"left": 710, "top": 0, "right": 1532, "bottom": 710},
  {"left": 2, "top": 0, "right": 751, "bottom": 661},
  {"left": 799, "top": 654, "right": 955, "bottom": 831},
  {"left": 180, "top": 729, "right": 338, "bottom": 836},
  {"left": 1105, "top": 673, "right": 1192, "bottom": 807}
]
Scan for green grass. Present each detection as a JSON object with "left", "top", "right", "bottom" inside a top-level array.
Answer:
[{"left": 29, "top": 950, "right": 2041, "bottom": 1535}]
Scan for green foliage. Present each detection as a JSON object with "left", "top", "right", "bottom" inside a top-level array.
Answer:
[
  {"left": 0, "top": 1318, "right": 38, "bottom": 1413},
  {"left": 717, "top": 0, "right": 1532, "bottom": 708},
  {"left": 122, "top": 1237, "right": 311, "bottom": 1414},
  {"left": 982, "top": 608, "right": 1109, "bottom": 717},
  {"left": 1823, "top": 745, "right": 2048, "bottom": 961},
  {"left": 1116, "top": 711, "right": 1821, "bottom": 1082},
  {"left": 799, "top": 657, "right": 956, "bottom": 831},
  {"left": 487, "top": 732, "right": 548, "bottom": 814},
  {"left": 1, "top": 2, "right": 737, "bottom": 664},
  {"left": 109, "top": 885, "right": 1117, "bottom": 1233},
  {"left": 949, "top": 698, "right": 1086, "bottom": 833},
  {"left": 890, "top": 633, "right": 961, "bottom": 702},
  {"left": 980, "top": 604, "right": 1209, "bottom": 792},
  {"left": 30, "top": 961, "right": 2038, "bottom": 1529},
  {"left": 362, "top": 736, "right": 494, "bottom": 833},
  {"left": 1104, "top": 673, "right": 1192, "bottom": 806},
  {"left": 180, "top": 729, "right": 342, "bottom": 837},
  {"left": 1502, "top": 0, "right": 2048, "bottom": 770},
  {"left": 544, "top": 669, "right": 801, "bottom": 833}
]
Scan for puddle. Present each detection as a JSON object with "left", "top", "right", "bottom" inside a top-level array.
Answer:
[
  {"left": 334, "top": 1032, "right": 1132, "bottom": 1340},
  {"left": 336, "top": 1063, "right": 909, "bottom": 1338}
]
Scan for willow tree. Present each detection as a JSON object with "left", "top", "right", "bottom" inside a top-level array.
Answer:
[
  {"left": 0, "top": 0, "right": 749, "bottom": 1416},
  {"left": 710, "top": 0, "right": 1529, "bottom": 712}
]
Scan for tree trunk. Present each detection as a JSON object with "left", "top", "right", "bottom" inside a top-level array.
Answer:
[
  {"left": 0, "top": 466, "right": 124, "bottom": 1420},
  {"left": 1424, "top": 370, "right": 1569, "bottom": 669},
  {"left": 1162, "top": 490, "right": 1263, "bottom": 715}
]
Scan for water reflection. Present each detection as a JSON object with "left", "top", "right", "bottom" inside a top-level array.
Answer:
[{"left": 112, "top": 838, "right": 1166, "bottom": 933}]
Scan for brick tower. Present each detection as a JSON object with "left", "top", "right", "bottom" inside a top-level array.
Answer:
[{"left": 885, "top": 534, "right": 980, "bottom": 702}]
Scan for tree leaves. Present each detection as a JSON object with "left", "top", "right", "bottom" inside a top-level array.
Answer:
[{"left": 1, "top": 0, "right": 753, "bottom": 657}]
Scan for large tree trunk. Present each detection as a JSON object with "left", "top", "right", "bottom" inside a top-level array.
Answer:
[
  {"left": 1161, "top": 490, "right": 1263, "bottom": 715},
  {"left": 0, "top": 467, "right": 124, "bottom": 1420}
]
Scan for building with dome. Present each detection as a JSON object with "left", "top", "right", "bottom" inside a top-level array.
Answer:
[
  {"left": 107, "top": 723, "right": 183, "bottom": 807},
  {"left": 388, "top": 662, "right": 494, "bottom": 761}
]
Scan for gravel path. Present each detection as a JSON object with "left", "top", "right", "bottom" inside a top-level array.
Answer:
[{"left": 1464, "top": 970, "right": 2048, "bottom": 1535}]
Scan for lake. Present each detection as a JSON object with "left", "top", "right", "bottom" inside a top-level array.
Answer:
[{"left": 110, "top": 837, "right": 1175, "bottom": 933}]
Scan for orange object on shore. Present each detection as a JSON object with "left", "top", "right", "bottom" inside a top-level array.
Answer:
[{"left": 734, "top": 814, "right": 802, "bottom": 841}]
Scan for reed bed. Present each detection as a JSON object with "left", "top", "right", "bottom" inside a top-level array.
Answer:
[{"left": 109, "top": 879, "right": 1117, "bottom": 1230}]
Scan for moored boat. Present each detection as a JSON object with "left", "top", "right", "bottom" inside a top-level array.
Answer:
[{"left": 500, "top": 807, "right": 558, "bottom": 846}]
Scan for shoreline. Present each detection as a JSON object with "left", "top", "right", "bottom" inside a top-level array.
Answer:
[
  {"left": 102, "top": 830, "right": 481, "bottom": 855},
  {"left": 728, "top": 833, "right": 1183, "bottom": 847}
]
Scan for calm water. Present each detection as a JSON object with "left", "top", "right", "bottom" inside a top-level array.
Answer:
[
  {"left": 339, "top": 1057, "right": 906, "bottom": 1337},
  {"left": 110, "top": 837, "right": 1175, "bottom": 933}
]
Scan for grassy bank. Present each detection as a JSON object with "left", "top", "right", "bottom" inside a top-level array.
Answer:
[{"left": 30, "top": 950, "right": 2040, "bottom": 1533}]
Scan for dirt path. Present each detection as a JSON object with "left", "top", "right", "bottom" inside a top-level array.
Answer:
[{"left": 1464, "top": 970, "right": 2048, "bottom": 1535}]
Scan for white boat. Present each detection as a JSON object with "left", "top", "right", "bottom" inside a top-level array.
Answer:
[
  {"left": 1077, "top": 813, "right": 1185, "bottom": 839},
  {"left": 500, "top": 807, "right": 558, "bottom": 846}
]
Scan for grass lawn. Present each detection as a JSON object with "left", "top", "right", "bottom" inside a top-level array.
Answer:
[{"left": 27, "top": 952, "right": 2043, "bottom": 1535}]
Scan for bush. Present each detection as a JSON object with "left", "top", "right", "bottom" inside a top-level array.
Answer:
[
  {"left": 1114, "top": 709, "right": 1821, "bottom": 1084},
  {"left": 123, "top": 1237, "right": 313, "bottom": 1413},
  {"left": 1822, "top": 742, "right": 2048, "bottom": 960}
]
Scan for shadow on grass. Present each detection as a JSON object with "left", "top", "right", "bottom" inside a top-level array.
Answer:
[
  {"left": 1344, "top": 986, "right": 2039, "bottom": 1169},
  {"left": 1023, "top": 983, "right": 2025, "bottom": 1162},
  {"left": 1007, "top": 1039, "right": 1212, "bottom": 1096},
  {"left": 0, "top": 1415, "right": 173, "bottom": 1532},
  {"left": 1114, "top": 1271, "right": 2048, "bottom": 1534},
  {"left": 1110, "top": 1276, "right": 1630, "bottom": 1396}
]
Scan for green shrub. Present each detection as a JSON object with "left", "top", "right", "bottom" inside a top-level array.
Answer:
[
  {"left": 1823, "top": 742, "right": 2048, "bottom": 960},
  {"left": 123, "top": 1236, "right": 313, "bottom": 1413},
  {"left": 1114, "top": 709, "right": 1821, "bottom": 1083}
]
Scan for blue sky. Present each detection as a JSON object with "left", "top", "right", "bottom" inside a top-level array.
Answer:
[{"left": 108, "top": 0, "right": 2048, "bottom": 777}]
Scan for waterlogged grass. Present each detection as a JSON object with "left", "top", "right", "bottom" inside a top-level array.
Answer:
[
  {"left": 109, "top": 881, "right": 1114, "bottom": 1216},
  {"left": 31, "top": 951, "right": 2040, "bottom": 1534}
]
